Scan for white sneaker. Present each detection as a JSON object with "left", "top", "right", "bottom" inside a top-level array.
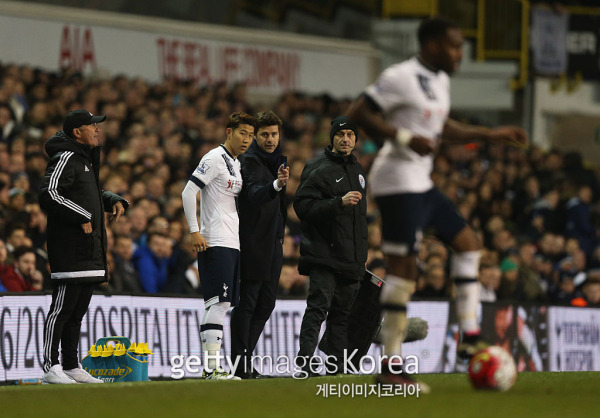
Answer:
[
  {"left": 42, "top": 365, "right": 77, "bottom": 384},
  {"left": 202, "top": 369, "right": 241, "bottom": 380},
  {"left": 64, "top": 364, "right": 104, "bottom": 384}
]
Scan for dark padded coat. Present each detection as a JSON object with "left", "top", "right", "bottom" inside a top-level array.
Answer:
[
  {"left": 39, "top": 131, "right": 128, "bottom": 283},
  {"left": 294, "top": 146, "right": 368, "bottom": 280}
]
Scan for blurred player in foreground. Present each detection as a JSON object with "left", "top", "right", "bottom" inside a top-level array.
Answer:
[{"left": 348, "top": 16, "right": 528, "bottom": 389}]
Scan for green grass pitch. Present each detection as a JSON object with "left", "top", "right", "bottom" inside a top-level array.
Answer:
[{"left": 1, "top": 372, "right": 598, "bottom": 418}]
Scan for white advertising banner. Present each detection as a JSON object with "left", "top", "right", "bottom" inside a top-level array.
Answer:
[
  {"left": 404, "top": 301, "right": 450, "bottom": 374},
  {"left": 0, "top": 294, "right": 451, "bottom": 381},
  {"left": 0, "top": 295, "right": 50, "bottom": 381},
  {"left": 0, "top": 13, "right": 371, "bottom": 98},
  {"left": 548, "top": 306, "right": 600, "bottom": 371}
]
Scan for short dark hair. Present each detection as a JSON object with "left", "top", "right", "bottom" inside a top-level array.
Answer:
[
  {"left": 226, "top": 112, "right": 257, "bottom": 132},
  {"left": 13, "top": 245, "right": 35, "bottom": 261},
  {"left": 256, "top": 110, "right": 282, "bottom": 131},
  {"left": 114, "top": 234, "right": 132, "bottom": 243},
  {"left": 147, "top": 232, "right": 169, "bottom": 244},
  {"left": 418, "top": 17, "right": 459, "bottom": 46},
  {"left": 6, "top": 223, "right": 26, "bottom": 237}
]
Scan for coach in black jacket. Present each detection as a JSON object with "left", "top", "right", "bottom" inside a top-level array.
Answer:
[
  {"left": 230, "top": 111, "right": 289, "bottom": 379},
  {"left": 39, "top": 110, "right": 128, "bottom": 384},
  {"left": 294, "top": 116, "right": 368, "bottom": 375}
]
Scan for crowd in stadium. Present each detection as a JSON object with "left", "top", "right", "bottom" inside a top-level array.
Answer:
[{"left": 0, "top": 62, "right": 599, "bottom": 307}]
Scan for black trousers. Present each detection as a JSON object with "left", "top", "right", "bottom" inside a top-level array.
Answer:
[
  {"left": 298, "top": 269, "right": 360, "bottom": 367},
  {"left": 230, "top": 241, "right": 282, "bottom": 376},
  {"left": 43, "top": 282, "right": 95, "bottom": 372}
]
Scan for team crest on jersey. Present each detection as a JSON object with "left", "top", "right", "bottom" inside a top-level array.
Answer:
[
  {"left": 358, "top": 174, "right": 366, "bottom": 189},
  {"left": 223, "top": 283, "right": 228, "bottom": 297},
  {"left": 196, "top": 161, "right": 210, "bottom": 175},
  {"left": 417, "top": 74, "right": 436, "bottom": 100}
]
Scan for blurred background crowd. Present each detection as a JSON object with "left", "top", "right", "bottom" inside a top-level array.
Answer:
[{"left": 1, "top": 62, "right": 599, "bottom": 307}]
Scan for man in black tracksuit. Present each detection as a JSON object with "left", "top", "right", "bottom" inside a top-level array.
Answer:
[
  {"left": 39, "top": 110, "right": 128, "bottom": 384},
  {"left": 230, "top": 111, "right": 289, "bottom": 379},
  {"left": 294, "top": 116, "right": 368, "bottom": 376}
]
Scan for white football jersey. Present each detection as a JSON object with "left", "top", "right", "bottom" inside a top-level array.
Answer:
[
  {"left": 190, "top": 145, "right": 243, "bottom": 250},
  {"left": 366, "top": 56, "right": 450, "bottom": 195}
]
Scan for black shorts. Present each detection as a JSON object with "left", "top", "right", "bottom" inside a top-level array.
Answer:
[
  {"left": 198, "top": 246, "right": 241, "bottom": 307},
  {"left": 375, "top": 187, "right": 467, "bottom": 255}
]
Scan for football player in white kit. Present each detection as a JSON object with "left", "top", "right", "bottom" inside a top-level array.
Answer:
[
  {"left": 182, "top": 112, "right": 256, "bottom": 380},
  {"left": 348, "top": 17, "right": 527, "bottom": 389}
]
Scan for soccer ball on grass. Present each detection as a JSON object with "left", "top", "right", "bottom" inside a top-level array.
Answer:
[{"left": 467, "top": 345, "right": 517, "bottom": 391}]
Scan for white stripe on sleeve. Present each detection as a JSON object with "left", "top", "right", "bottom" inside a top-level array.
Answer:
[{"left": 48, "top": 152, "right": 92, "bottom": 220}]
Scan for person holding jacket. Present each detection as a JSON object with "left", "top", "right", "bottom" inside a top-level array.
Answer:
[
  {"left": 294, "top": 116, "right": 367, "bottom": 376},
  {"left": 230, "top": 110, "right": 289, "bottom": 379},
  {"left": 39, "top": 109, "right": 128, "bottom": 384}
]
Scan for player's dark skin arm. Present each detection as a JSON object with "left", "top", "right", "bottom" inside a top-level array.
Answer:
[
  {"left": 347, "top": 95, "right": 435, "bottom": 155},
  {"left": 442, "top": 119, "right": 528, "bottom": 148},
  {"left": 348, "top": 95, "right": 529, "bottom": 153},
  {"left": 346, "top": 95, "right": 396, "bottom": 147}
]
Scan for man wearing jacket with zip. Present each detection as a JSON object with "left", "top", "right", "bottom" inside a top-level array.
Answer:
[
  {"left": 230, "top": 110, "right": 289, "bottom": 379},
  {"left": 294, "top": 116, "right": 368, "bottom": 376},
  {"left": 39, "top": 110, "right": 128, "bottom": 384}
]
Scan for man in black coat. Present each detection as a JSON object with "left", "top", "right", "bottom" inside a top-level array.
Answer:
[
  {"left": 39, "top": 110, "right": 128, "bottom": 384},
  {"left": 230, "top": 111, "right": 289, "bottom": 379},
  {"left": 294, "top": 116, "right": 368, "bottom": 376}
]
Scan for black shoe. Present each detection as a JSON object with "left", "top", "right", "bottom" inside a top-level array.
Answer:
[
  {"left": 234, "top": 371, "right": 253, "bottom": 380},
  {"left": 252, "top": 369, "right": 273, "bottom": 379},
  {"left": 325, "top": 362, "right": 346, "bottom": 376},
  {"left": 456, "top": 335, "right": 489, "bottom": 372}
]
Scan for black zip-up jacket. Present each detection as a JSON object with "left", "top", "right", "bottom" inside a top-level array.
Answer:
[
  {"left": 39, "top": 131, "right": 128, "bottom": 283},
  {"left": 294, "top": 146, "right": 368, "bottom": 280},
  {"left": 239, "top": 145, "right": 287, "bottom": 282}
]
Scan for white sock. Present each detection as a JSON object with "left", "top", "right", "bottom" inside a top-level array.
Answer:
[
  {"left": 455, "top": 281, "right": 480, "bottom": 334},
  {"left": 380, "top": 275, "right": 415, "bottom": 357},
  {"left": 201, "top": 301, "right": 230, "bottom": 371},
  {"left": 201, "top": 330, "right": 223, "bottom": 371}
]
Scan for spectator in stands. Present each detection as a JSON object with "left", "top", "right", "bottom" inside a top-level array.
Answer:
[
  {"left": 230, "top": 110, "right": 289, "bottom": 379},
  {"left": 4, "top": 222, "right": 27, "bottom": 262},
  {"left": 127, "top": 206, "right": 148, "bottom": 249},
  {"left": 497, "top": 257, "right": 519, "bottom": 300},
  {"left": 0, "top": 245, "right": 43, "bottom": 291},
  {"left": 580, "top": 277, "right": 600, "bottom": 307},
  {"left": 132, "top": 232, "right": 172, "bottom": 293},
  {"left": 415, "top": 262, "right": 449, "bottom": 299},
  {"left": 111, "top": 234, "right": 142, "bottom": 293},
  {"left": 517, "top": 242, "right": 546, "bottom": 301},
  {"left": 565, "top": 183, "right": 596, "bottom": 259},
  {"left": 550, "top": 270, "right": 581, "bottom": 304},
  {"left": 0, "top": 103, "right": 20, "bottom": 144},
  {"left": 478, "top": 263, "right": 501, "bottom": 302}
]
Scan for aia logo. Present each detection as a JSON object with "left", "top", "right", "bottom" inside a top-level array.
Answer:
[{"left": 59, "top": 26, "right": 97, "bottom": 72}]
